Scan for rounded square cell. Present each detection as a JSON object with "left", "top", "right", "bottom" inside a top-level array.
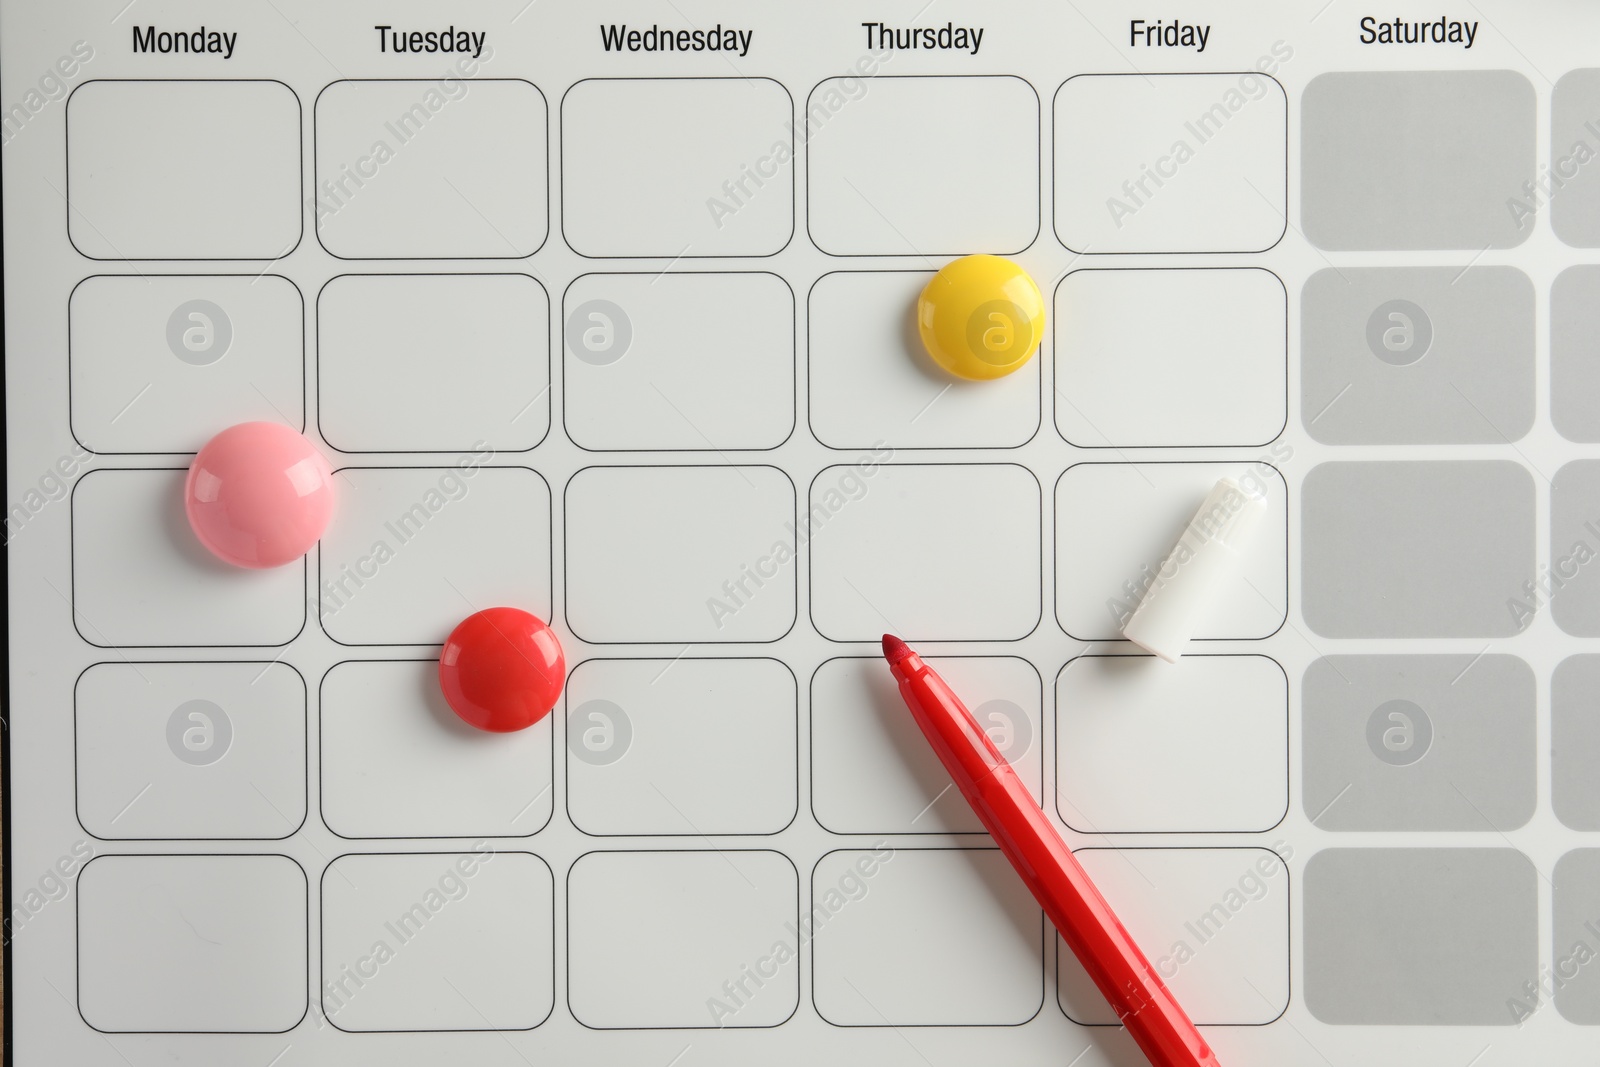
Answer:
[
  {"left": 1301, "top": 71, "right": 1534, "bottom": 250},
  {"left": 320, "top": 851, "right": 553, "bottom": 1032},
  {"left": 1055, "top": 462, "right": 1286, "bottom": 642},
  {"left": 563, "top": 273, "right": 794, "bottom": 451},
  {"left": 75, "top": 661, "right": 306, "bottom": 840},
  {"left": 72, "top": 468, "right": 306, "bottom": 648},
  {"left": 318, "top": 274, "right": 550, "bottom": 453},
  {"left": 70, "top": 275, "right": 303, "bottom": 454},
  {"left": 67, "top": 80, "right": 302, "bottom": 259},
  {"left": 811, "top": 848, "right": 1042, "bottom": 1026},
  {"left": 1055, "top": 656, "right": 1286, "bottom": 834},
  {"left": 1057, "top": 848, "right": 1288, "bottom": 1026},
  {"left": 1302, "top": 461, "right": 1534, "bottom": 639},
  {"left": 1055, "top": 268, "right": 1285, "bottom": 447},
  {"left": 565, "top": 658, "right": 796, "bottom": 835},
  {"left": 562, "top": 78, "right": 793, "bottom": 257},
  {"left": 810, "top": 463, "right": 1041, "bottom": 642},
  {"left": 320, "top": 660, "right": 553, "bottom": 838},
  {"left": 808, "top": 271, "right": 1040, "bottom": 449},
  {"left": 1302, "top": 655, "right": 1535, "bottom": 832},
  {"left": 567, "top": 850, "right": 798, "bottom": 1028},
  {"left": 1553, "top": 656, "right": 1600, "bottom": 831},
  {"left": 807, "top": 76, "right": 1039, "bottom": 256},
  {"left": 1553, "top": 71, "right": 1600, "bottom": 248},
  {"left": 1303, "top": 848, "right": 1536, "bottom": 1024},
  {"left": 318, "top": 465, "right": 551, "bottom": 646},
  {"left": 78, "top": 854, "right": 307, "bottom": 1032},
  {"left": 315, "top": 79, "right": 548, "bottom": 258},
  {"left": 1553, "top": 268, "right": 1600, "bottom": 442},
  {"left": 1302, "top": 266, "right": 1533, "bottom": 444},
  {"left": 1054, "top": 73, "right": 1286, "bottom": 253},
  {"left": 564, "top": 465, "right": 796, "bottom": 643},
  {"left": 811, "top": 657, "right": 1042, "bottom": 835},
  {"left": 1553, "top": 850, "right": 1600, "bottom": 1022}
]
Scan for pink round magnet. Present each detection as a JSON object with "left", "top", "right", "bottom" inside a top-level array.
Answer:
[{"left": 185, "top": 422, "right": 335, "bottom": 569}]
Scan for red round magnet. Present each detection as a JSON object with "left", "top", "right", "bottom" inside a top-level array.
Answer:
[{"left": 438, "top": 608, "right": 566, "bottom": 733}]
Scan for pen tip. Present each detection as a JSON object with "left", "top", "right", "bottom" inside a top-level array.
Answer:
[{"left": 881, "top": 634, "right": 913, "bottom": 664}]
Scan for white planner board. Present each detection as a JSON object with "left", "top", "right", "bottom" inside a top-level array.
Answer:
[{"left": 5, "top": 1, "right": 1600, "bottom": 1064}]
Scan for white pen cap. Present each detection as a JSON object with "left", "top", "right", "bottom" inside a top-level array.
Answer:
[{"left": 1121, "top": 477, "right": 1269, "bottom": 663}]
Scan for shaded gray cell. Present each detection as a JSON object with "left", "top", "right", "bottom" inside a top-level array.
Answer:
[
  {"left": 1302, "top": 461, "right": 1534, "bottom": 638},
  {"left": 1304, "top": 848, "right": 1537, "bottom": 1024},
  {"left": 1301, "top": 71, "right": 1535, "bottom": 250},
  {"left": 1302, "top": 266, "right": 1533, "bottom": 443},
  {"left": 1302, "top": 655, "right": 1534, "bottom": 831},
  {"left": 1553, "top": 850, "right": 1600, "bottom": 1023},
  {"left": 1553, "top": 656, "right": 1600, "bottom": 831},
  {"left": 1551, "top": 267, "right": 1600, "bottom": 442},
  {"left": 1551, "top": 70, "right": 1600, "bottom": 248},
  {"left": 1551, "top": 462, "right": 1600, "bottom": 636}
]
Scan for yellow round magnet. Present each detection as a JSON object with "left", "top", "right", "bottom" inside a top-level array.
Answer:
[{"left": 917, "top": 254, "right": 1045, "bottom": 381}]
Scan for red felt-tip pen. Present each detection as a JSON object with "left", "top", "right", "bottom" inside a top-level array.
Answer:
[{"left": 882, "top": 635, "right": 1220, "bottom": 1067}]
